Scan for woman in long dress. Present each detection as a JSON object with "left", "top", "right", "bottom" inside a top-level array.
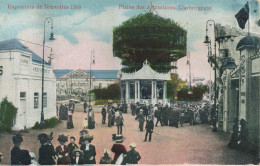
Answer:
[{"left": 67, "top": 110, "right": 74, "bottom": 129}]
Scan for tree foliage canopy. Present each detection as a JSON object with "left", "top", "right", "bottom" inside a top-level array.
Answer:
[
  {"left": 177, "top": 85, "right": 209, "bottom": 101},
  {"left": 113, "top": 12, "right": 187, "bottom": 73},
  {"left": 92, "top": 83, "right": 120, "bottom": 100},
  {"left": 167, "top": 73, "right": 187, "bottom": 101}
]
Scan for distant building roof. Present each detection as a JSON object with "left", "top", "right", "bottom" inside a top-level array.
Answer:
[
  {"left": 0, "top": 38, "right": 50, "bottom": 66},
  {"left": 236, "top": 36, "right": 260, "bottom": 50},
  {"left": 120, "top": 60, "right": 170, "bottom": 80},
  {"left": 54, "top": 69, "right": 119, "bottom": 79}
]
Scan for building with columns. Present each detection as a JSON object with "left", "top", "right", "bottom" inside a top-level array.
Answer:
[
  {"left": 119, "top": 60, "right": 170, "bottom": 105},
  {"left": 54, "top": 69, "right": 118, "bottom": 100}
]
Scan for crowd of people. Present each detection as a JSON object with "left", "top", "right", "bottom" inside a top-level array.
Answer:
[
  {"left": 5, "top": 99, "right": 251, "bottom": 165},
  {"left": 10, "top": 129, "right": 141, "bottom": 165}
]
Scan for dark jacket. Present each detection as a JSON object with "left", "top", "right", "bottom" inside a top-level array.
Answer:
[
  {"left": 145, "top": 120, "right": 154, "bottom": 132},
  {"left": 68, "top": 143, "right": 78, "bottom": 160},
  {"left": 38, "top": 144, "right": 56, "bottom": 165},
  {"left": 11, "top": 146, "right": 31, "bottom": 165},
  {"left": 123, "top": 149, "right": 141, "bottom": 164},
  {"left": 80, "top": 144, "right": 96, "bottom": 164},
  {"left": 70, "top": 156, "right": 85, "bottom": 164},
  {"left": 111, "top": 143, "right": 127, "bottom": 164},
  {"left": 56, "top": 145, "right": 70, "bottom": 165},
  {"left": 102, "top": 108, "right": 106, "bottom": 116},
  {"left": 137, "top": 113, "right": 145, "bottom": 123}
]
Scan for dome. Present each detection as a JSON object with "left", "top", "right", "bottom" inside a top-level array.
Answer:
[{"left": 236, "top": 35, "right": 260, "bottom": 50}]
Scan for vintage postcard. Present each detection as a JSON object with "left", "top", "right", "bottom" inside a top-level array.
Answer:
[{"left": 0, "top": 0, "right": 259, "bottom": 165}]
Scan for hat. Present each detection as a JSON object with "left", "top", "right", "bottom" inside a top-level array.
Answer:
[
  {"left": 72, "top": 148, "right": 83, "bottom": 155},
  {"left": 140, "top": 109, "right": 143, "bottom": 112},
  {"left": 48, "top": 132, "right": 54, "bottom": 140},
  {"left": 104, "top": 149, "right": 110, "bottom": 155},
  {"left": 57, "top": 134, "right": 68, "bottom": 143},
  {"left": 112, "top": 134, "right": 126, "bottom": 143},
  {"left": 130, "top": 143, "right": 136, "bottom": 148},
  {"left": 12, "top": 134, "right": 23, "bottom": 144},
  {"left": 38, "top": 133, "right": 48, "bottom": 143},
  {"left": 70, "top": 136, "right": 76, "bottom": 140},
  {"left": 240, "top": 119, "right": 247, "bottom": 125},
  {"left": 80, "top": 129, "right": 88, "bottom": 134},
  {"left": 84, "top": 135, "right": 94, "bottom": 142}
]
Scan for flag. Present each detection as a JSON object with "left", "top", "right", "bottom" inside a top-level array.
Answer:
[{"left": 235, "top": 2, "right": 249, "bottom": 29}]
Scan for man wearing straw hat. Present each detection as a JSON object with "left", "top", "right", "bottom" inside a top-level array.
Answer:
[
  {"left": 99, "top": 149, "right": 113, "bottom": 164},
  {"left": 122, "top": 143, "right": 141, "bottom": 165}
]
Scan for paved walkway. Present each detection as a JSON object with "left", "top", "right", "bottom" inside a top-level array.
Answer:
[{"left": 0, "top": 104, "right": 255, "bottom": 165}]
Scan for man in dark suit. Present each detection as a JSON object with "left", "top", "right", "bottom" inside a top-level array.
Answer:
[
  {"left": 102, "top": 106, "right": 106, "bottom": 124},
  {"left": 154, "top": 105, "right": 163, "bottom": 127},
  {"left": 11, "top": 134, "right": 31, "bottom": 165},
  {"left": 122, "top": 143, "right": 141, "bottom": 164},
  {"left": 144, "top": 115, "right": 154, "bottom": 142}
]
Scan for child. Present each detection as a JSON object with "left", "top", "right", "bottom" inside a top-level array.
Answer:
[{"left": 83, "top": 116, "right": 88, "bottom": 129}]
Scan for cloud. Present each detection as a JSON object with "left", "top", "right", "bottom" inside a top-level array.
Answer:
[{"left": 17, "top": 28, "right": 122, "bottom": 70}]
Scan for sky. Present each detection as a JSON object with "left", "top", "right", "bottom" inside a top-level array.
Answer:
[{"left": 0, "top": 0, "right": 259, "bottom": 81}]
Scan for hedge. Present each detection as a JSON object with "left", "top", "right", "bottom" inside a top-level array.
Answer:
[
  {"left": 31, "top": 117, "right": 59, "bottom": 130},
  {"left": 0, "top": 97, "right": 17, "bottom": 131}
]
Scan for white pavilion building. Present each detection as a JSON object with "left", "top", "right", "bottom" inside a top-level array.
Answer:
[{"left": 119, "top": 60, "right": 170, "bottom": 105}]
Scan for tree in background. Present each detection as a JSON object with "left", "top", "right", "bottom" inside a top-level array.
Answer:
[
  {"left": 92, "top": 83, "right": 120, "bottom": 100},
  {"left": 167, "top": 73, "right": 186, "bottom": 101},
  {"left": 177, "top": 85, "right": 209, "bottom": 101},
  {"left": 113, "top": 12, "right": 187, "bottom": 73},
  {"left": 0, "top": 97, "right": 17, "bottom": 131}
]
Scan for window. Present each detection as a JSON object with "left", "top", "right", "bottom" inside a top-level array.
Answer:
[
  {"left": 0, "top": 66, "right": 3, "bottom": 75},
  {"left": 43, "top": 93, "right": 47, "bottom": 107},
  {"left": 34, "top": 93, "right": 39, "bottom": 109},
  {"left": 20, "top": 92, "right": 26, "bottom": 98}
]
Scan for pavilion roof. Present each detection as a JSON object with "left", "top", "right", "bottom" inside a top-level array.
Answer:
[{"left": 120, "top": 60, "right": 170, "bottom": 80}]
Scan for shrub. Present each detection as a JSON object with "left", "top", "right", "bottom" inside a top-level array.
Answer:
[
  {"left": 94, "top": 99, "right": 120, "bottom": 106},
  {"left": 31, "top": 117, "right": 58, "bottom": 130},
  {"left": 0, "top": 97, "right": 17, "bottom": 131}
]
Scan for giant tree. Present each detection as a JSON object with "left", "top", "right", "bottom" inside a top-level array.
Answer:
[{"left": 113, "top": 12, "right": 187, "bottom": 73}]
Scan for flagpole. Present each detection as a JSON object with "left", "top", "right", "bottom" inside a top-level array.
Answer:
[{"left": 248, "top": 1, "right": 250, "bottom": 36}]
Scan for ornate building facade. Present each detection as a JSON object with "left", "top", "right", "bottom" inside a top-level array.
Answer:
[
  {"left": 211, "top": 24, "right": 260, "bottom": 156},
  {"left": 54, "top": 69, "right": 118, "bottom": 100}
]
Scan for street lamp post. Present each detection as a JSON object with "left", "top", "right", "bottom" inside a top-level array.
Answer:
[
  {"left": 41, "top": 17, "right": 55, "bottom": 126},
  {"left": 204, "top": 19, "right": 217, "bottom": 132},
  {"left": 89, "top": 50, "right": 95, "bottom": 106},
  {"left": 187, "top": 51, "right": 192, "bottom": 89}
]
